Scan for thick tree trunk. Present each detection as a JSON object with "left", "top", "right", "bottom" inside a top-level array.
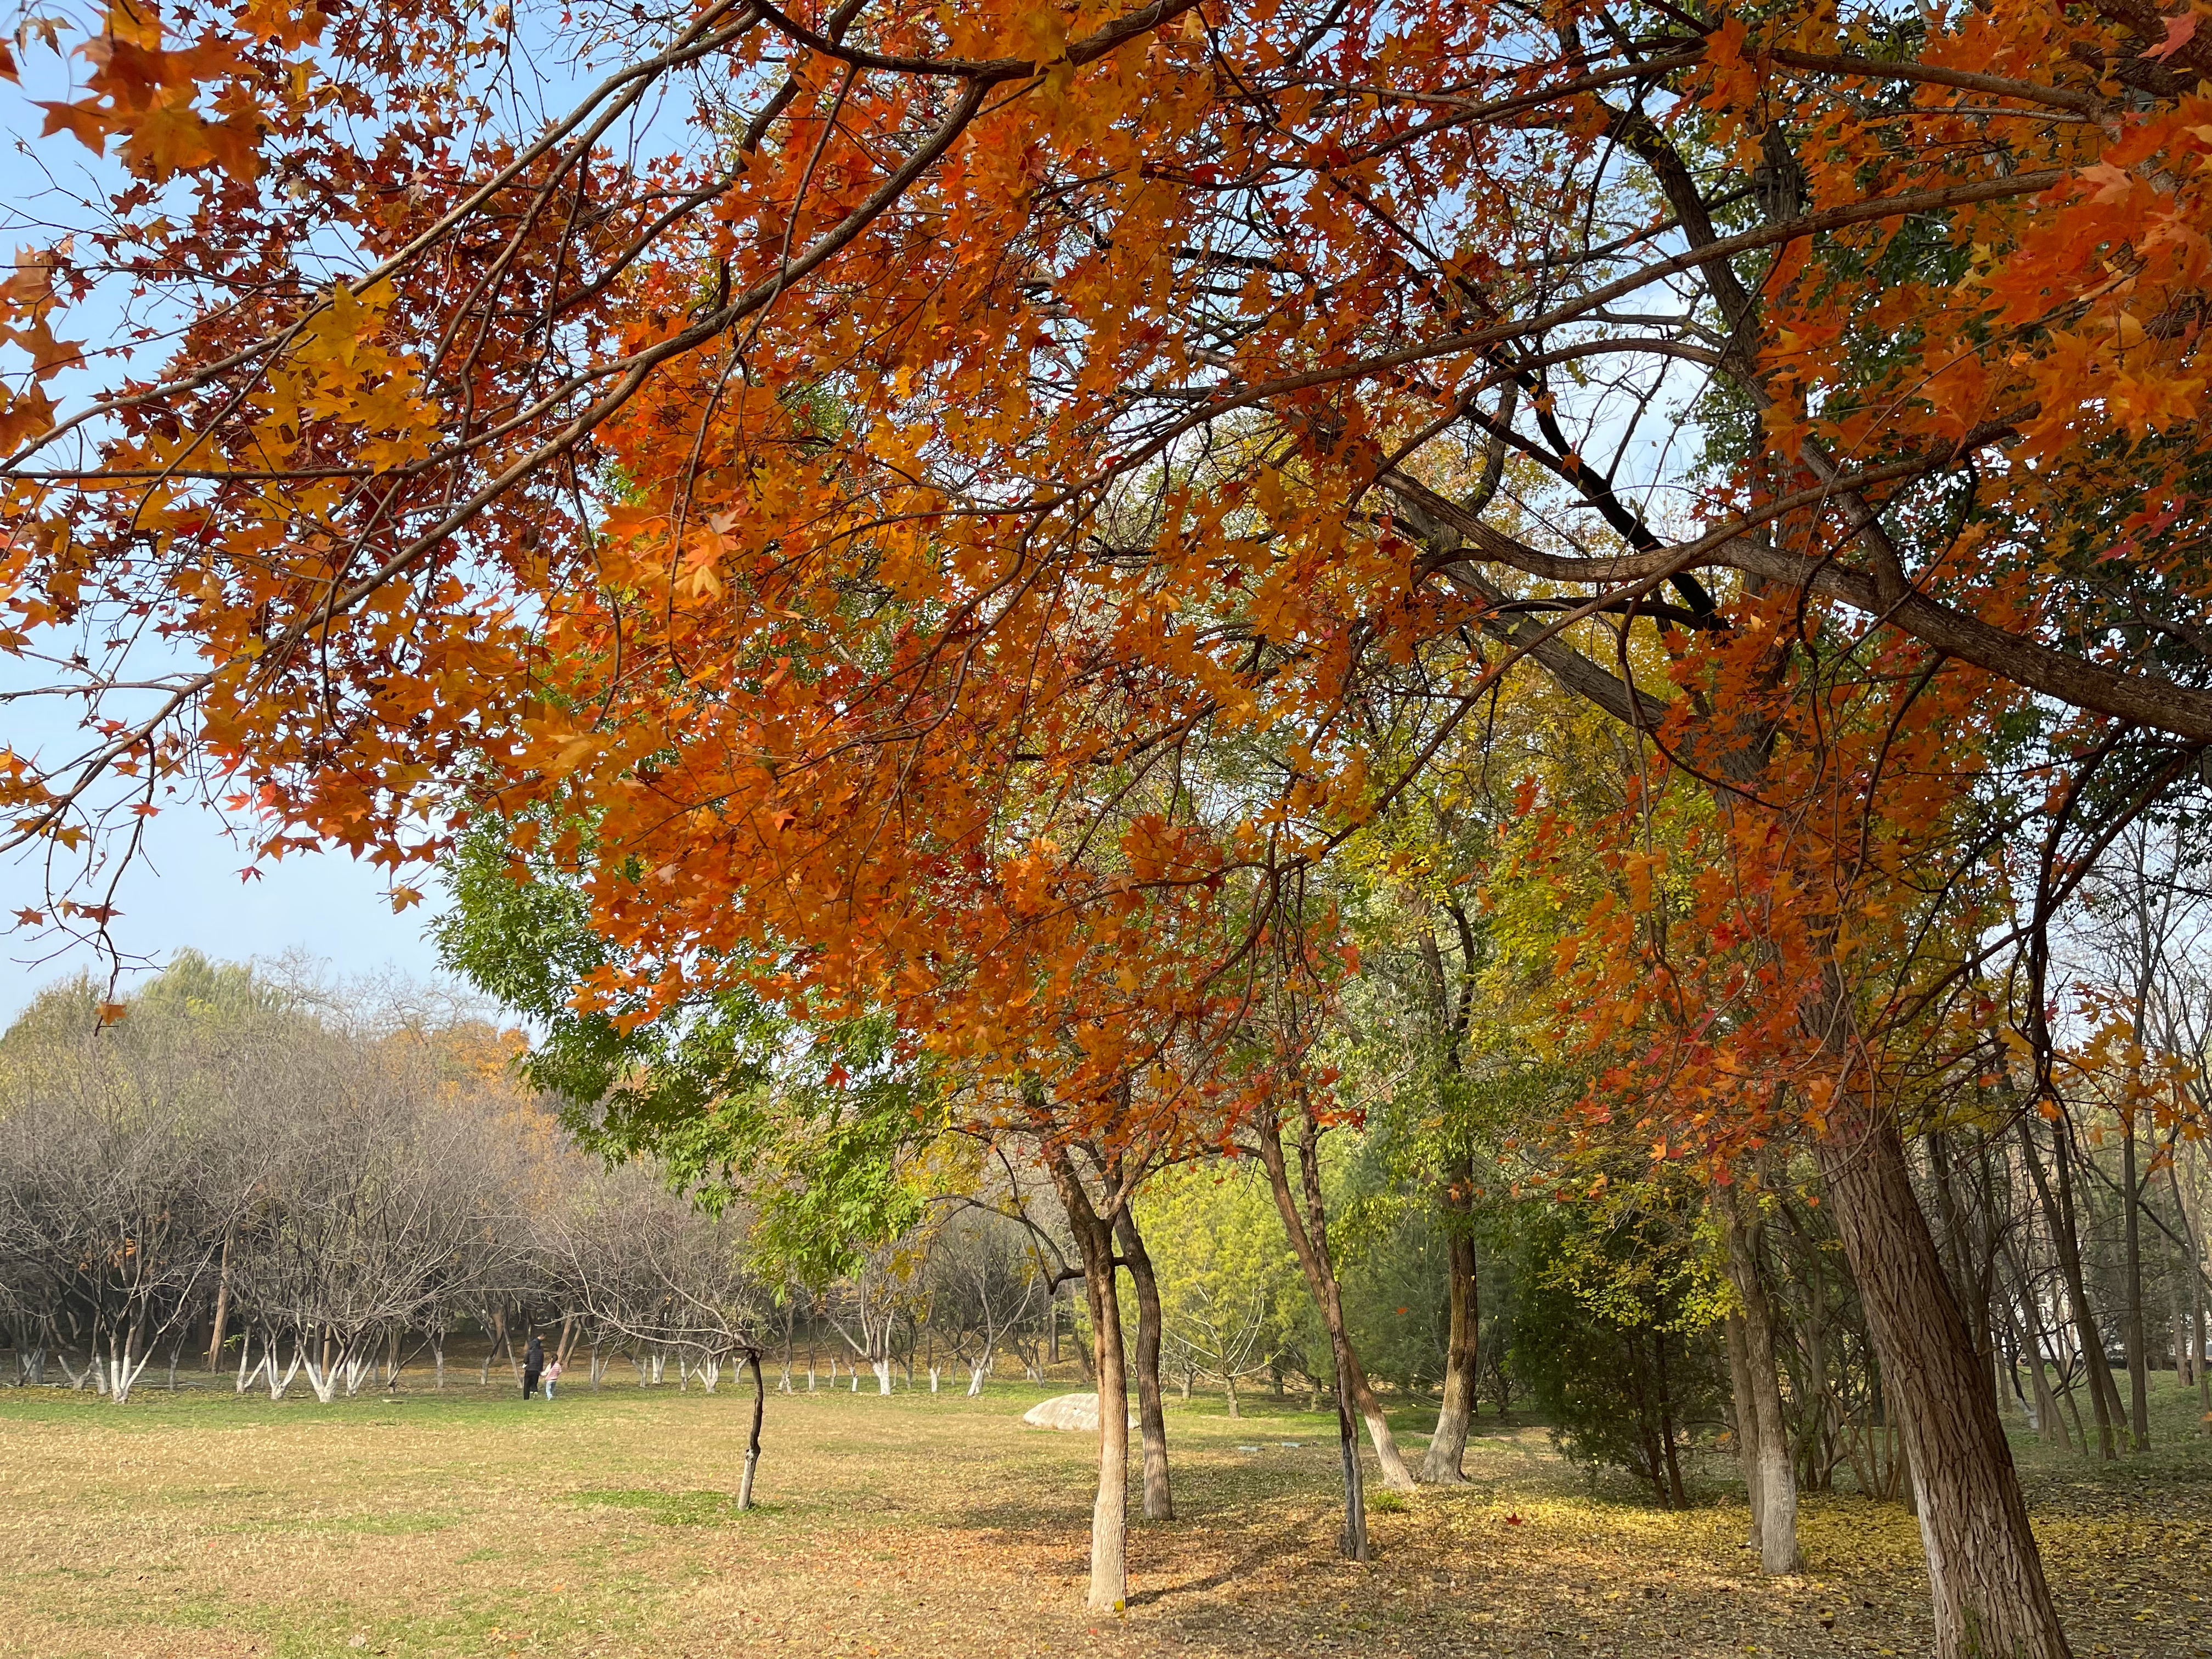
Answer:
[
  {"left": 1253, "top": 1103, "right": 1418, "bottom": 1493},
  {"left": 1723, "top": 1192, "right": 1800, "bottom": 1572},
  {"left": 1813, "top": 1077, "right": 2069, "bottom": 1659},
  {"left": 1113, "top": 1207, "right": 1174, "bottom": 1521},
  {"left": 1421, "top": 1159, "right": 1480, "bottom": 1484},
  {"left": 1047, "top": 1150, "right": 1128, "bottom": 1613}
]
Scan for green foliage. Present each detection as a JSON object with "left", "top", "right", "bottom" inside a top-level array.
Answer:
[
  {"left": 1137, "top": 1164, "right": 1303, "bottom": 1400},
  {"left": 434, "top": 815, "right": 931, "bottom": 1291},
  {"left": 1504, "top": 1173, "right": 1728, "bottom": 1505}
]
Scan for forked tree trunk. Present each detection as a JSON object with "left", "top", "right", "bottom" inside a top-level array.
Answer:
[
  {"left": 1113, "top": 1207, "right": 1174, "bottom": 1521},
  {"left": 1722, "top": 1189, "right": 1800, "bottom": 1573},
  {"left": 1812, "top": 1063, "right": 2068, "bottom": 1659},
  {"left": 1254, "top": 1104, "right": 1418, "bottom": 1493},
  {"left": 1421, "top": 1159, "right": 1480, "bottom": 1484},
  {"left": 1047, "top": 1148, "right": 1128, "bottom": 1613}
]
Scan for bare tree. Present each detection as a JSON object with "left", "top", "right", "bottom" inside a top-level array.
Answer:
[{"left": 925, "top": 1212, "right": 1045, "bottom": 1396}]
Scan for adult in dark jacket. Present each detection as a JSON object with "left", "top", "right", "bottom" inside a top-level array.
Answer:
[{"left": 523, "top": 1334, "right": 545, "bottom": 1400}]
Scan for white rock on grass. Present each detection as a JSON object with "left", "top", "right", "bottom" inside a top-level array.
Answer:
[{"left": 1020, "top": 1393, "right": 1137, "bottom": 1432}]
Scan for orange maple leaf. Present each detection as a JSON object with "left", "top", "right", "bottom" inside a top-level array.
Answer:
[{"left": 2146, "top": 11, "right": 2199, "bottom": 61}]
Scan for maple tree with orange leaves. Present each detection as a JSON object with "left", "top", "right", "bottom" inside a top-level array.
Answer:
[{"left": 12, "top": 0, "right": 2212, "bottom": 1647}]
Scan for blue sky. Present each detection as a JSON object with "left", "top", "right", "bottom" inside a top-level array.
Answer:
[
  {"left": 0, "top": 8, "right": 606, "bottom": 1025},
  {"left": 0, "top": 801, "right": 454, "bottom": 1023}
]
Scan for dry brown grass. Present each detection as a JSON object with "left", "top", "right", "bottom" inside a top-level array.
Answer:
[{"left": 3, "top": 1374, "right": 2210, "bottom": 1658}]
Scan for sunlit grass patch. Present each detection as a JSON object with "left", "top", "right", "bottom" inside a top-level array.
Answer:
[{"left": 565, "top": 1487, "right": 751, "bottom": 1526}]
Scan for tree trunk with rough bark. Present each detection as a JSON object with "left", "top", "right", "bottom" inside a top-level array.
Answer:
[
  {"left": 1812, "top": 1075, "right": 2069, "bottom": 1659},
  {"left": 1113, "top": 1207, "right": 1174, "bottom": 1521},
  {"left": 1329, "top": 1314, "right": 1370, "bottom": 1561},
  {"left": 1421, "top": 1159, "right": 1480, "bottom": 1485}
]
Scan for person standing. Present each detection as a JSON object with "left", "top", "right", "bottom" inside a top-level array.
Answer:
[
  {"left": 522, "top": 1333, "right": 544, "bottom": 1400},
  {"left": 543, "top": 1356, "right": 562, "bottom": 1400}
]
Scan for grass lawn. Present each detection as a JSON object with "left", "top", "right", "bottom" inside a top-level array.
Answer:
[{"left": 4, "top": 1371, "right": 2212, "bottom": 1658}]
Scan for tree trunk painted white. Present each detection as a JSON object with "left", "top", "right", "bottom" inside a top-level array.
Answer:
[
  {"left": 1723, "top": 1312, "right": 1768, "bottom": 1554},
  {"left": 108, "top": 1321, "right": 156, "bottom": 1405},
  {"left": 265, "top": 1335, "right": 303, "bottom": 1400},
  {"left": 967, "top": 1360, "right": 989, "bottom": 1397},
  {"left": 1724, "top": 1193, "right": 1800, "bottom": 1575},
  {"left": 343, "top": 1350, "right": 376, "bottom": 1397},
  {"left": 1046, "top": 1146, "right": 1128, "bottom": 1614},
  {"left": 301, "top": 1339, "right": 341, "bottom": 1404},
  {"left": 1113, "top": 1207, "right": 1174, "bottom": 1521}
]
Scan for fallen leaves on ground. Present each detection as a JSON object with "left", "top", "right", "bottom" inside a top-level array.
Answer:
[{"left": 1, "top": 1376, "right": 2209, "bottom": 1658}]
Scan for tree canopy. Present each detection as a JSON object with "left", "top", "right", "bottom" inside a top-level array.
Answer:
[{"left": 12, "top": 3, "right": 2212, "bottom": 1652}]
